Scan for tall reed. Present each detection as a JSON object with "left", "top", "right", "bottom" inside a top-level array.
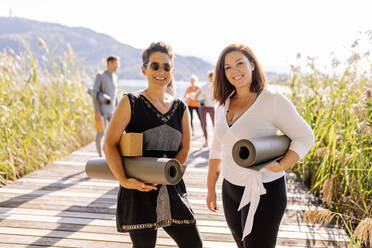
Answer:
[
  {"left": 0, "top": 40, "right": 94, "bottom": 185},
  {"left": 289, "top": 38, "right": 371, "bottom": 247}
]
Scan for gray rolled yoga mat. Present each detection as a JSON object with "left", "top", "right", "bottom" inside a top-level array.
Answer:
[
  {"left": 85, "top": 157, "right": 186, "bottom": 185},
  {"left": 87, "top": 88, "right": 111, "bottom": 105},
  {"left": 232, "top": 135, "right": 291, "bottom": 170},
  {"left": 97, "top": 92, "right": 112, "bottom": 105}
]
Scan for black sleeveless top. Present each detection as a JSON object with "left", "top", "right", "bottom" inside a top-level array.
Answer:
[{"left": 116, "top": 93, "right": 196, "bottom": 233}]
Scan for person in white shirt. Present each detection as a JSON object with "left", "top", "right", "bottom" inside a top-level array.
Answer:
[
  {"left": 206, "top": 44, "right": 314, "bottom": 248},
  {"left": 195, "top": 71, "right": 217, "bottom": 145}
]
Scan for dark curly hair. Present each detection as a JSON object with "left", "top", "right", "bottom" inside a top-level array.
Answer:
[{"left": 142, "top": 41, "right": 174, "bottom": 67}]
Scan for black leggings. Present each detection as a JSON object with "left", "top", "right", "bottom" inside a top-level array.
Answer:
[
  {"left": 188, "top": 106, "right": 201, "bottom": 131},
  {"left": 129, "top": 224, "right": 202, "bottom": 248},
  {"left": 222, "top": 177, "right": 287, "bottom": 248}
]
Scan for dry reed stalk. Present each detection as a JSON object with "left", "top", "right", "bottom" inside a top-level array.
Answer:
[
  {"left": 305, "top": 209, "right": 336, "bottom": 226},
  {"left": 322, "top": 176, "right": 335, "bottom": 205},
  {"left": 352, "top": 218, "right": 372, "bottom": 247}
]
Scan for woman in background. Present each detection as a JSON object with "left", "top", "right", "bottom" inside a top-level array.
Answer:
[
  {"left": 195, "top": 71, "right": 216, "bottom": 146},
  {"left": 184, "top": 75, "right": 202, "bottom": 135}
]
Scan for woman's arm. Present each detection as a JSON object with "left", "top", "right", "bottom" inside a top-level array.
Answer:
[
  {"left": 195, "top": 88, "right": 202, "bottom": 100},
  {"left": 174, "top": 108, "right": 191, "bottom": 165},
  {"left": 206, "top": 106, "right": 223, "bottom": 212},
  {"left": 183, "top": 88, "right": 188, "bottom": 99},
  {"left": 103, "top": 96, "right": 156, "bottom": 191},
  {"left": 206, "top": 159, "right": 221, "bottom": 212},
  {"left": 266, "top": 94, "right": 315, "bottom": 172},
  {"left": 266, "top": 149, "right": 299, "bottom": 172}
]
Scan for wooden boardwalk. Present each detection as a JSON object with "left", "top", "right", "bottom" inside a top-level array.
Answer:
[{"left": 0, "top": 123, "right": 350, "bottom": 247}]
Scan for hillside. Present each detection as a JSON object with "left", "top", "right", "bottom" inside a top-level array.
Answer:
[
  {"left": 0, "top": 17, "right": 214, "bottom": 80},
  {"left": 0, "top": 17, "right": 287, "bottom": 82}
]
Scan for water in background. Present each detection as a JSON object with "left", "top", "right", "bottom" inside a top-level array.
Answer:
[
  {"left": 119, "top": 79, "right": 290, "bottom": 100},
  {"left": 119, "top": 79, "right": 190, "bottom": 99}
]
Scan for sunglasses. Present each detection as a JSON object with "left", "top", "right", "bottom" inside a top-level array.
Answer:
[{"left": 145, "top": 62, "right": 172, "bottom": 72}]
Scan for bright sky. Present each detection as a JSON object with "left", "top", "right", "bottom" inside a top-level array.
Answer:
[{"left": 1, "top": 0, "right": 371, "bottom": 73}]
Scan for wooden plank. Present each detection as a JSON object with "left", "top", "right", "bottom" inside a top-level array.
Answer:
[
  {"left": 0, "top": 211, "right": 348, "bottom": 238},
  {"left": 0, "top": 226, "right": 173, "bottom": 245},
  {"left": 0, "top": 244, "right": 62, "bottom": 248},
  {"left": 0, "top": 199, "right": 312, "bottom": 225},
  {"left": 0, "top": 226, "right": 349, "bottom": 248},
  {"left": 0, "top": 203, "right": 349, "bottom": 241},
  {"left": 0, "top": 188, "right": 320, "bottom": 211},
  {"left": 0, "top": 226, "right": 239, "bottom": 248},
  {"left": 0, "top": 234, "right": 133, "bottom": 248},
  {"left": 0, "top": 219, "right": 349, "bottom": 248}
]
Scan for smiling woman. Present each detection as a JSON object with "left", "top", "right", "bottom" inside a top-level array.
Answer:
[
  {"left": 102, "top": 42, "right": 202, "bottom": 248},
  {"left": 207, "top": 44, "right": 315, "bottom": 248}
]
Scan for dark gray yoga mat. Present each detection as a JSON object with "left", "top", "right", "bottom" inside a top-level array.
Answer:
[
  {"left": 85, "top": 157, "right": 186, "bottom": 185},
  {"left": 232, "top": 135, "right": 290, "bottom": 170}
]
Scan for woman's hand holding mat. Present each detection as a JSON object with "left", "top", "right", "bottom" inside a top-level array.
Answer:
[{"left": 121, "top": 177, "right": 157, "bottom": 192}]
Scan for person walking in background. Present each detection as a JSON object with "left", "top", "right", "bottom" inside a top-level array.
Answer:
[
  {"left": 195, "top": 71, "right": 216, "bottom": 146},
  {"left": 103, "top": 42, "right": 202, "bottom": 248},
  {"left": 206, "top": 44, "right": 314, "bottom": 248},
  {"left": 183, "top": 75, "right": 202, "bottom": 136},
  {"left": 92, "top": 56, "right": 120, "bottom": 157}
]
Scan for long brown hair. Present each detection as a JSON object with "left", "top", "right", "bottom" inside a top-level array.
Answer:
[{"left": 213, "top": 44, "right": 267, "bottom": 105}]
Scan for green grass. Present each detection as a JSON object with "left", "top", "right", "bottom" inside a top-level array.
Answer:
[
  {"left": 0, "top": 47, "right": 94, "bottom": 185},
  {"left": 289, "top": 49, "right": 371, "bottom": 247}
]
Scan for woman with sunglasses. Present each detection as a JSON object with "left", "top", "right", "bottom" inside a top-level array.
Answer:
[
  {"left": 103, "top": 41, "right": 202, "bottom": 248},
  {"left": 206, "top": 44, "right": 314, "bottom": 248}
]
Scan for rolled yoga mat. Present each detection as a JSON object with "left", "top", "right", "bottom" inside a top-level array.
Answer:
[
  {"left": 87, "top": 88, "right": 111, "bottom": 105},
  {"left": 232, "top": 135, "right": 291, "bottom": 170},
  {"left": 97, "top": 91, "right": 112, "bottom": 105},
  {"left": 85, "top": 157, "right": 186, "bottom": 185}
]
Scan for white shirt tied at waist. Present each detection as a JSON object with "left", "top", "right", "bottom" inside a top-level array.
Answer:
[
  {"left": 238, "top": 170, "right": 267, "bottom": 239},
  {"left": 221, "top": 134, "right": 271, "bottom": 240},
  {"left": 210, "top": 88, "right": 315, "bottom": 241}
]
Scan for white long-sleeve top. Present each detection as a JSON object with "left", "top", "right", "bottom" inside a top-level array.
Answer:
[
  {"left": 209, "top": 88, "right": 314, "bottom": 239},
  {"left": 198, "top": 82, "right": 217, "bottom": 107}
]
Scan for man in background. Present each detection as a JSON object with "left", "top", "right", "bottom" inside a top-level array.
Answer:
[{"left": 92, "top": 56, "right": 120, "bottom": 157}]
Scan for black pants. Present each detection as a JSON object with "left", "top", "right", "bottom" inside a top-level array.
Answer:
[
  {"left": 129, "top": 224, "right": 202, "bottom": 248},
  {"left": 188, "top": 106, "right": 201, "bottom": 131},
  {"left": 222, "top": 177, "right": 287, "bottom": 248}
]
